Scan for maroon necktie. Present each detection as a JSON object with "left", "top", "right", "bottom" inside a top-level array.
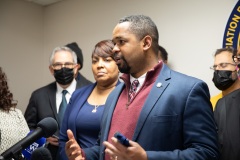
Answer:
[{"left": 129, "top": 80, "right": 139, "bottom": 101}]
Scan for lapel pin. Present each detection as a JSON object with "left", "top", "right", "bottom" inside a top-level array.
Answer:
[{"left": 156, "top": 82, "right": 162, "bottom": 88}]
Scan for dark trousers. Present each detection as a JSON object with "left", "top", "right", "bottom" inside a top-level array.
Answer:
[{"left": 47, "top": 144, "right": 59, "bottom": 160}]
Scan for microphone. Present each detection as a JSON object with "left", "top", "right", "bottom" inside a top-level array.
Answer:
[
  {"left": 31, "top": 147, "right": 52, "bottom": 160},
  {"left": 22, "top": 132, "right": 46, "bottom": 160},
  {"left": 1, "top": 117, "right": 58, "bottom": 160}
]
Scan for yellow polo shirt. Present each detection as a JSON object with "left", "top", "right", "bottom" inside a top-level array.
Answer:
[{"left": 210, "top": 92, "right": 223, "bottom": 110}]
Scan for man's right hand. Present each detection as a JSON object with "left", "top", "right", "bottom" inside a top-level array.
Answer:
[
  {"left": 47, "top": 136, "right": 59, "bottom": 146},
  {"left": 65, "top": 129, "right": 85, "bottom": 160}
]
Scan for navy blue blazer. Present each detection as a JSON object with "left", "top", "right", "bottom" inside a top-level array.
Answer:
[
  {"left": 59, "top": 81, "right": 121, "bottom": 160},
  {"left": 84, "top": 64, "right": 219, "bottom": 160},
  {"left": 59, "top": 83, "right": 95, "bottom": 160}
]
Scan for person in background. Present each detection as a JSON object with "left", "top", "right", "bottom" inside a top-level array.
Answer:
[
  {"left": 210, "top": 47, "right": 240, "bottom": 109},
  {"left": 232, "top": 47, "right": 240, "bottom": 75},
  {"left": 59, "top": 39, "right": 120, "bottom": 160},
  {"left": 24, "top": 45, "right": 91, "bottom": 160},
  {"left": 158, "top": 45, "right": 168, "bottom": 63},
  {"left": 0, "top": 67, "right": 29, "bottom": 154},
  {"left": 66, "top": 42, "right": 92, "bottom": 85},
  {"left": 65, "top": 15, "right": 219, "bottom": 160},
  {"left": 214, "top": 48, "right": 240, "bottom": 160}
]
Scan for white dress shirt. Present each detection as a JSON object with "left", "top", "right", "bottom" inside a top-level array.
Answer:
[
  {"left": 130, "top": 73, "right": 146, "bottom": 93},
  {"left": 56, "top": 79, "right": 77, "bottom": 113}
]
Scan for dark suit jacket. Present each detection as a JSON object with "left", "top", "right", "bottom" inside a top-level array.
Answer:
[
  {"left": 58, "top": 80, "right": 121, "bottom": 160},
  {"left": 84, "top": 64, "right": 219, "bottom": 160},
  {"left": 24, "top": 73, "right": 92, "bottom": 160},
  {"left": 214, "top": 89, "right": 240, "bottom": 160}
]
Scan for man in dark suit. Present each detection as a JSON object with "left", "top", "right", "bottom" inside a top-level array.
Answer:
[
  {"left": 214, "top": 89, "right": 240, "bottom": 160},
  {"left": 24, "top": 43, "right": 92, "bottom": 160},
  {"left": 210, "top": 48, "right": 239, "bottom": 109},
  {"left": 214, "top": 49, "right": 240, "bottom": 160},
  {"left": 65, "top": 15, "right": 219, "bottom": 160}
]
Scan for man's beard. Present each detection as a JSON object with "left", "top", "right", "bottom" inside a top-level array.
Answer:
[{"left": 118, "top": 57, "right": 131, "bottom": 74}]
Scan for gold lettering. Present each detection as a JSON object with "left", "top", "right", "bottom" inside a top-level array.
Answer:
[
  {"left": 228, "top": 27, "right": 235, "bottom": 32},
  {"left": 230, "top": 21, "right": 237, "bottom": 28},
  {"left": 237, "top": 6, "right": 240, "bottom": 12},
  {"left": 225, "top": 45, "right": 233, "bottom": 48},
  {"left": 232, "top": 14, "right": 240, "bottom": 23},
  {"left": 226, "top": 42, "right": 232, "bottom": 45},
  {"left": 224, "top": 5, "right": 240, "bottom": 48},
  {"left": 226, "top": 30, "right": 234, "bottom": 36},
  {"left": 226, "top": 37, "right": 234, "bottom": 44}
]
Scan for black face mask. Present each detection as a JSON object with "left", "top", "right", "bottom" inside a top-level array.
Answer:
[
  {"left": 54, "top": 67, "right": 74, "bottom": 85},
  {"left": 212, "top": 70, "right": 237, "bottom": 91}
]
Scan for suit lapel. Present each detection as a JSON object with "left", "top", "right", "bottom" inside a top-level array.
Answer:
[
  {"left": 133, "top": 65, "right": 171, "bottom": 140},
  {"left": 102, "top": 83, "right": 125, "bottom": 142},
  {"left": 70, "top": 84, "right": 96, "bottom": 138},
  {"left": 76, "top": 72, "right": 92, "bottom": 89}
]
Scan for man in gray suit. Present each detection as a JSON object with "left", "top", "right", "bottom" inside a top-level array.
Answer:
[{"left": 24, "top": 43, "right": 92, "bottom": 160}]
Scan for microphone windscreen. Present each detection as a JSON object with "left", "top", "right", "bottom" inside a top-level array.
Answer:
[
  {"left": 31, "top": 147, "right": 52, "bottom": 160},
  {"left": 1, "top": 117, "right": 57, "bottom": 160},
  {"left": 22, "top": 131, "right": 46, "bottom": 160},
  {"left": 37, "top": 117, "right": 58, "bottom": 137},
  {"left": 22, "top": 117, "right": 57, "bottom": 159}
]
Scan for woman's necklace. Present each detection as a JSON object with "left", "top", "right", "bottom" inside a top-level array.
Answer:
[{"left": 92, "top": 105, "right": 100, "bottom": 113}]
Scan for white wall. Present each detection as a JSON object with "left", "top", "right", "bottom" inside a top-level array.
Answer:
[
  {"left": 0, "top": 0, "right": 43, "bottom": 112},
  {"left": 0, "top": 0, "right": 238, "bottom": 112}
]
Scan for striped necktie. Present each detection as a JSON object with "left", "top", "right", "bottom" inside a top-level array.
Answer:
[{"left": 129, "top": 80, "right": 139, "bottom": 101}]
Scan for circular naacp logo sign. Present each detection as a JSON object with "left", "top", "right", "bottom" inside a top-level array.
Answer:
[{"left": 223, "top": 1, "right": 240, "bottom": 49}]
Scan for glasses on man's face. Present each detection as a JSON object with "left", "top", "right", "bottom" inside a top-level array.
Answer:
[
  {"left": 210, "top": 62, "right": 236, "bottom": 70},
  {"left": 232, "top": 55, "right": 240, "bottom": 63},
  {"left": 52, "top": 62, "right": 76, "bottom": 70}
]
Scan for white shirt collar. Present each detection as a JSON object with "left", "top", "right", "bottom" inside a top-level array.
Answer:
[
  {"left": 130, "top": 73, "right": 146, "bottom": 92},
  {"left": 56, "top": 80, "right": 77, "bottom": 113},
  {"left": 56, "top": 79, "right": 77, "bottom": 95}
]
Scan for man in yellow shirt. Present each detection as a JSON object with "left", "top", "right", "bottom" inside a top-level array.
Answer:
[
  {"left": 210, "top": 47, "right": 240, "bottom": 110},
  {"left": 210, "top": 92, "right": 222, "bottom": 109}
]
